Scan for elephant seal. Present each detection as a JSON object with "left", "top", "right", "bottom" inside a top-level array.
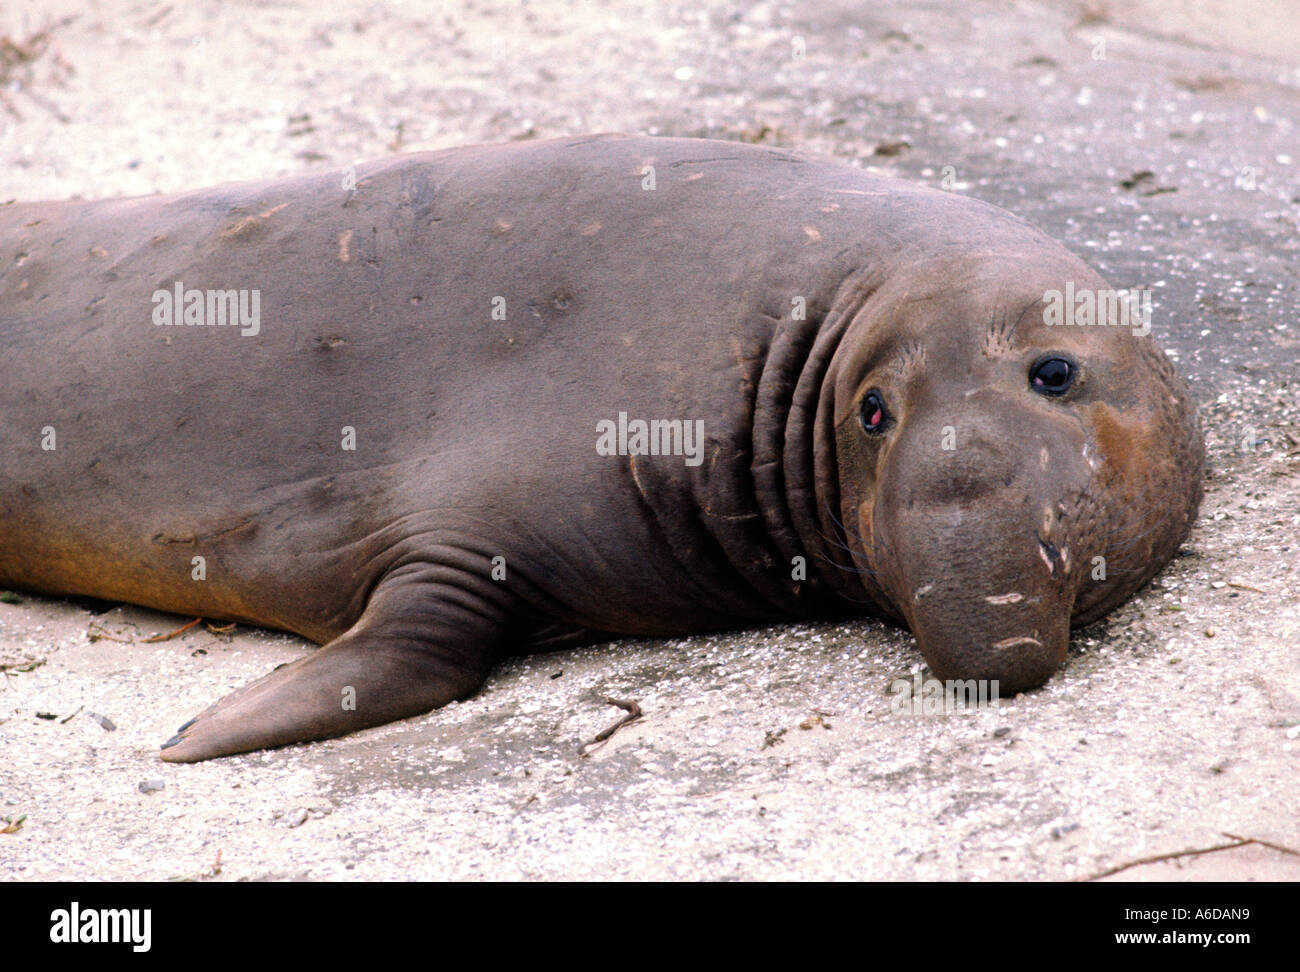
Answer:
[{"left": 0, "top": 135, "right": 1203, "bottom": 762}]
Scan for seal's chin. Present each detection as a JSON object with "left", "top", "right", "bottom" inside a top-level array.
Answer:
[{"left": 907, "top": 601, "right": 1072, "bottom": 695}]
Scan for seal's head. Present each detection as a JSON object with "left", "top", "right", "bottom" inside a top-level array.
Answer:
[{"left": 827, "top": 251, "right": 1203, "bottom": 693}]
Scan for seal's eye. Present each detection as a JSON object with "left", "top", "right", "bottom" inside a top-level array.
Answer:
[
  {"left": 1030, "top": 356, "right": 1075, "bottom": 396},
  {"left": 860, "top": 390, "right": 889, "bottom": 434}
]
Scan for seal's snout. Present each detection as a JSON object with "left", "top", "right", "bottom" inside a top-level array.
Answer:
[
  {"left": 907, "top": 596, "right": 1071, "bottom": 694},
  {"left": 886, "top": 520, "right": 1077, "bottom": 693}
]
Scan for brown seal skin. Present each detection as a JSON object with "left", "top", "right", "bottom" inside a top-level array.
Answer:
[{"left": 0, "top": 135, "right": 1203, "bottom": 761}]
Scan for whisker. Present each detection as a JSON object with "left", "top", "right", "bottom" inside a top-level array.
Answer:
[{"left": 820, "top": 501, "right": 885, "bottom": 581}]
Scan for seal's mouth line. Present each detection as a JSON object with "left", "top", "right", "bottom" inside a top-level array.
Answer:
[
  {"left": 992, "top": 635, "right": 1044, "bottom": 650},
  {"left": 985, "top": 591, "right": 1024, "bottom": 604}
]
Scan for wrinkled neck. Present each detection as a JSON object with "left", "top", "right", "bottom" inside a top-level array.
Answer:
[{"left": 750, "top": 269, "right": 887, "bottom": 615}]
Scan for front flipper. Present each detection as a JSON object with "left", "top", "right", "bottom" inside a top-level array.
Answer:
[{"left": 160, "top": 566, "right": 510, "bottom": 762}]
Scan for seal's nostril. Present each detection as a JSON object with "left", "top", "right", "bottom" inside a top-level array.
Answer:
[{"left": 1038, "top": 535, "right": 1062, "bottom": 575}]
